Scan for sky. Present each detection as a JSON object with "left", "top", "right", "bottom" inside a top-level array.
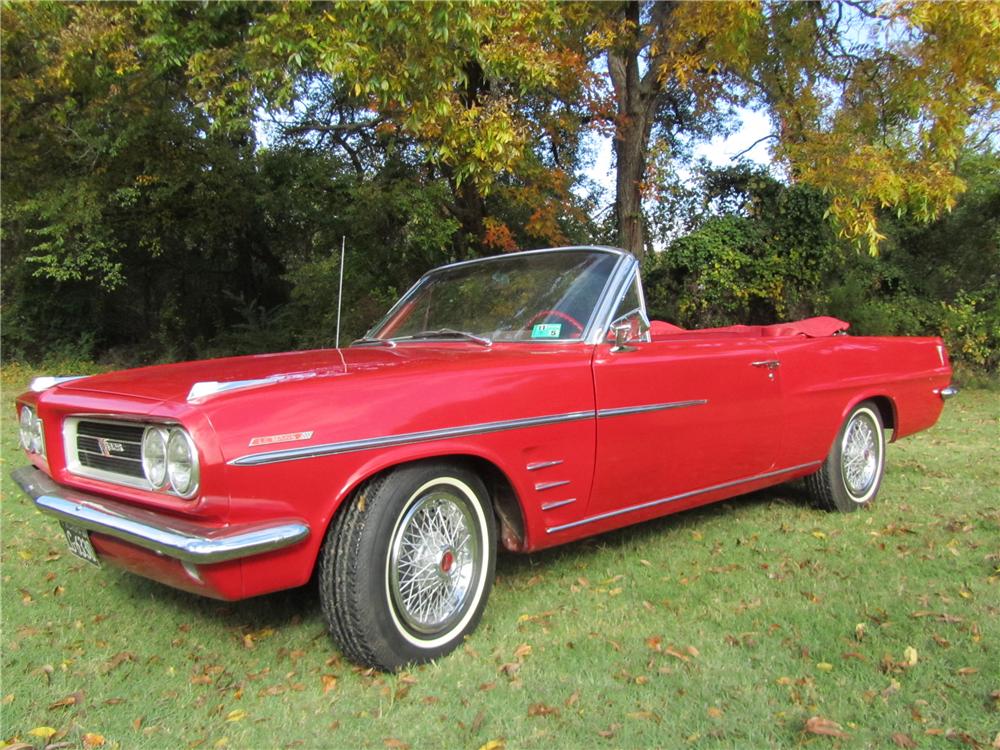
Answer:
[{"left": 583, "top": 106, "right": 774, "bottom": 206}]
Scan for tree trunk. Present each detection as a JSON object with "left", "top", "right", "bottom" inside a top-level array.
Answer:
[
  {"left": 614, "top": 108, "right": 651, "bottom": 260},
  {"left": 607, "top": 1, "right": 673, "bottom": 261}
]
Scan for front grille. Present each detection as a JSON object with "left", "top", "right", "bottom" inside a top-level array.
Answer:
[{"left": 66, "top": 418, "right": 148, "bottom": 486}]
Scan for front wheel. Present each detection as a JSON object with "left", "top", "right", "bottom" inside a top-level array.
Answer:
[
  {"left": 318, "top": 462, "right": 497, "bottom": 671},
  {"left": 806, "top": 401, "right": 886, "bottom": 512}
]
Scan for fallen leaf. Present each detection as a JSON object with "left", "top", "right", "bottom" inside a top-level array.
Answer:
[
  {"left": 565, "top": 690, "right": 580, "bottom": 708},
  {"left": 804, "top": 716, "right": 849, "bottom": 738},
  {"left": 498, "top": 662, "right": 521, "bottom": 678},
  {"left": 513, "top": 644, "right": 532, "bottom": 661},
  {"left": 28, "top": 727, "right": 58, "bottom": 739},
  {"left": 469, "top": 709, "right": 486, "bottom": 735},
  {"left": 83, "top": 732, "right": 106, "bottom": 748},
  {"left": 527, "top": 703, "right": 559, "bottom": 717},
  {"left": 707, "top": 707, "right": 723, "bottom": 718},
  {"left": 891, "top": 733, "right": 917, "bottom": 748},
  {"left": 48, "top": 691, "right": 84, "bottom": 710},
  {"left": 626, "top": 710, "right": 662, "bottom": 723},
  {"left": 477, "top": 741, "right": 505, "bottom": 750},
  {"left": 383, "top": 739, "right": 409, "bottom": 749},
  {"left": 101, "top": 652, "right": 136, "bottom": 674},
  {"left": 816, "top": 662, "right": 834, "bottom": 672},
  {"left": 664, "top": 646, "right": 689, "bottom": 662},
  {"left": 903, "top": 646, "right": 918, "bottom": 666},
  {"left": 1, "top": 743, "right": 34, "bottom": 750},
  {"left": 811, "top": 531, "right": 826, "bottom": 540},
  {"left": 224, "top": 709, "right": 247, "bottom": 723},
  {"left": 645, "top": 636, "right": 662, "bottom": 652},
  {"left": 479, "top": 681, "right": 496, "bottom": 692},
  {"left": 321, "top": 675, "right": 338, "bottom": 694},
  {"left": 955, "top": 667, "right": 978, "bottom": 676},
  {"left": 598, "top": 724, "right": 621, "bottom": 739}
]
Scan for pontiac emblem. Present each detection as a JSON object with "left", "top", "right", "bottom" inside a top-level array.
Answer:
[
  {"left": 97, "top": 438, "right": 126, "bottom": 457},
  {"left": 249, "top": 431, "right": 314, "bottom": 447}
]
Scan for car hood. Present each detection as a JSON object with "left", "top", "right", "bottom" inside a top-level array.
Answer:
[{"left": 56, "top": 346, "right": 487, "bottom": 403}]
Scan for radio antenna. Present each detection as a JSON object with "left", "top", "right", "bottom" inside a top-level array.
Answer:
[{"left": 335, "top": 235, "right": 346, "bottom": 349}]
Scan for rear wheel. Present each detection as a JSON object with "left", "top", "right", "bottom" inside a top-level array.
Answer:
[
  {"left": 318, "top": 461, "right": 496, "bottom": 671},
  {"left": 806, "top": 401, "right": 886, "bottom": 512}
]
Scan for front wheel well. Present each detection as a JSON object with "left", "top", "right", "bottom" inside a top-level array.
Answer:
[{"left": 326, "top": 455, "right": 526, "bottom": 557}]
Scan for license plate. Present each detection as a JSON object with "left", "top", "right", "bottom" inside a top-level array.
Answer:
[{"left": 61, "top": 523, "right": 101, "bottom": 567}]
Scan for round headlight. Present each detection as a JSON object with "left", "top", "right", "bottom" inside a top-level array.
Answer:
[
  {"left": 141, "top": 426, "right": 169, "bottom": 489},
  {"left": 19, "top": 406, "right": 34, "bottom": 451},
  {"left": 30, "top": 414, "right": 45, "bottom": 455},
  {"left": 166, "top": 428, "right": 200, "bottom": 498}
]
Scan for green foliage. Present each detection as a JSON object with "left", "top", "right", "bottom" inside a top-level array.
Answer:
[
  {"left": 643, "top": 167, "right": 841, "bottom": 327},
  {"left": 823, "top": 151, "right": 1000, "bottom": 370}
]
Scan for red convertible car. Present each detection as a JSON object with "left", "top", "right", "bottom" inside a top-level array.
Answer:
[{"left": 13, "top": 246, "right": 956, "bottom": 670}]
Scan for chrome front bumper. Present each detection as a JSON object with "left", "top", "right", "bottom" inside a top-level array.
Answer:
[{"left": 12, "top": 466, "right": 309, "bottom": 564}]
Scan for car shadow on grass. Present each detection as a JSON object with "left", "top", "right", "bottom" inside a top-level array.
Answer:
[
  {"left": 110, "top": 482, "right": 813, "bottom": 638},
  {"left": 495, "top": 480, "right": 815, "bottom": 580}
]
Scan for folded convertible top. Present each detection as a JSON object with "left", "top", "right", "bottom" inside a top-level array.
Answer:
[{"left": 650, "top": 316, "right": 851, "bottom": 339}]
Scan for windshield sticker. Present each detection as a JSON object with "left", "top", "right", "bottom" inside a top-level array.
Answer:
[{"left": 531, "top": 323, "right": 562, "bottom": 339}]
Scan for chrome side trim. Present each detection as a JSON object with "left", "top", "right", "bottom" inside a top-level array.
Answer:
[
  {"left": 231, "top": 410, "right": 595, "bottom": 466},
  {"left": 541, "top": 498, "right": 577, "bottom": 511},
  {"left": 232, "top": 399, "right": 711, "bottom": 467},
  {"left": 597, "top": 399, "right": 708, "bottom": 418},
  {"left": 526, "top": 459, "right": 564, "bottom": 471},
  {"left": 545, "top": 461, "right": 822, "bottom": 534},
  {"left": 935, "top": 385, "right": 958, "bottom": 400},
  {"left": 12, "top": 466, "right": 310, "bottom": 564},
  {"left": 534, "top": 480, "right": 570, "bottom": 491}
]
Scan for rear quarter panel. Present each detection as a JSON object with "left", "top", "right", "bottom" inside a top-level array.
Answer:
[{"left": 771, "top": 336, "right": 951, "bottom": 469}]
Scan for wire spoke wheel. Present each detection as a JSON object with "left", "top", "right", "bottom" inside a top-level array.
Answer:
[
  {"left": 841, "top": 412, "right": 880, "bottom": 498},
  {"left": 389, "top": 490, "right": 480, "bottom": 635},
  {"left": 806, "top": 401, "right": 886, "bottom": 512}
]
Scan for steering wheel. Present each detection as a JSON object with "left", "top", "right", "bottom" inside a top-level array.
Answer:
[{"left": 524, "top": 309, "right": 585, "bottom": 336}]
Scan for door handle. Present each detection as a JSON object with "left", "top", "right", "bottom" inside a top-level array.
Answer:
[{"left": 751, "top": 360, "right": 781, "bottom": 369}]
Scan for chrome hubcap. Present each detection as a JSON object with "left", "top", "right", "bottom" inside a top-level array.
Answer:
[
  {"left": 389, "top": 490, "right": 480, "bottom": 635},
  {"left": 842, "top": 412, "right": 880, "bottom": 498}
]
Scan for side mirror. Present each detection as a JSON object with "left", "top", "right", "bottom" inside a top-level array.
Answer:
[{"left": 608, "top": 309, "right": 650, "bottom": 352}]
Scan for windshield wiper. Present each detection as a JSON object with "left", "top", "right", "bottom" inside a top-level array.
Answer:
[
  {"left": 391, "top": 328, "right": 493, "bottom": 347},
  {"left": 351, "top": 336, "right": 396, "bottom": 347}
]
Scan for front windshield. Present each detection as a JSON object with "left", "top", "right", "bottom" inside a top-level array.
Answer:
[{"left": 368, "top": 249, "right": 620, "bottom": 343}]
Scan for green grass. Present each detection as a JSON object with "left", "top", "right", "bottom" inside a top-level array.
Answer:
[{"left": 2, "top": 364, "right": 998, "bottom": 749}]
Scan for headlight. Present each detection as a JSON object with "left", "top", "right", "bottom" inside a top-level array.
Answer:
[
  {"left": 31, "top": 416, "right": 45, "bottom": 455},
  {"left": 166, "top": 428, "right": 199, "bottom": 498},
  {"left": 19, "top": 406, "right": 34, "bottom": 451},
  {"left": 19, "top": 406, "right": 45, "bottom": 455},
  {"left": 141, "top": 426, "right": 169, "bottom": 489}
]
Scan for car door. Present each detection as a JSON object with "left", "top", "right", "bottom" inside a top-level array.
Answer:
[{"left": 588, "top": 291, "right": 782, "bottom": 518}]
